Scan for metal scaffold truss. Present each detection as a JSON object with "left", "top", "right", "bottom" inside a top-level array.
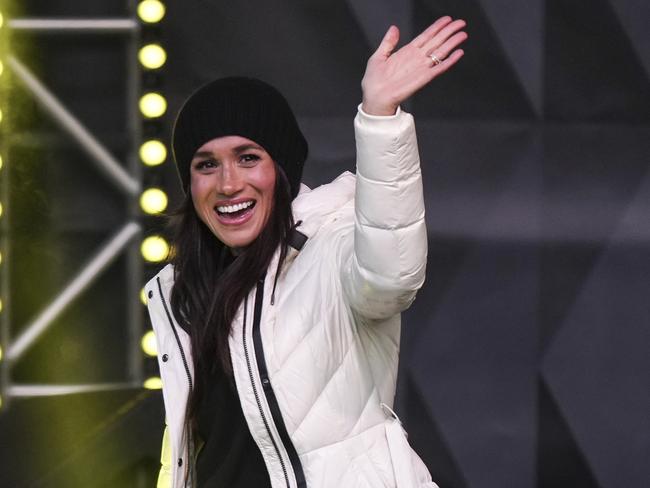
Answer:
[{"left": 1, "top": 11, "right": 145, "bottom": 408}]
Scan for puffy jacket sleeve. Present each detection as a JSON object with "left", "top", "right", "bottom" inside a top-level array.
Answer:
[
  {"left": 157, "top": 423, "right": 173, "bottom": 488},
  {"left": 341, "top": 105, "right": 428, "bottom": 319}
]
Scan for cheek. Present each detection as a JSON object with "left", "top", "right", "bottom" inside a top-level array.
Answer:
[
  {"left": 190, "top": 185, "right": 212, "bottom": 222},
  {"left": 258, "top": 173, "right": 277, "bottom": 212},
  {"left": 189, "top": 189, "right": 201, "bottom": 213},
  {"left": 190, "top": 176, "right": 211, "bottom": 202}
]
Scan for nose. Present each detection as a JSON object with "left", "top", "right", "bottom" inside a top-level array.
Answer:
[{"left": 218, "top": 163, "right": 244, "bottom": 196}]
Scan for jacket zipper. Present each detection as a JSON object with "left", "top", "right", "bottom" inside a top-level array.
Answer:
[
  {"left": 249, "top": 278, "right": 307, "bottom": 488},
  {"left": 156, "top": 277, "right": 194, "bottom": 488},
  {"left": 242, "top": 291, "right": 292, "bottom": 487},
  {"left": 157, "top": 278, "right": 193, "bottom": 390}
]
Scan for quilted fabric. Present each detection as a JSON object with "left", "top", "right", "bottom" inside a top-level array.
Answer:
[{"left": 146, "top": 106, "right": 434, "bottom": 488}]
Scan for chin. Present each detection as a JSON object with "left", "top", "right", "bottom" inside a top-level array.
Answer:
[
  {"left": 209, "top": 219, "right": 266, "bottom": 250},
  {"left": 220, "top": 234, "right": 258, "bottom": 250}
]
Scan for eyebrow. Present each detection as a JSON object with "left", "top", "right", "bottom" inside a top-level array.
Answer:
[
  {"left": 192, "top": 143, "right": 264, "bottom": 161},
  {"left": 233, "top": 143, "right": 264, "bottom": 153}
]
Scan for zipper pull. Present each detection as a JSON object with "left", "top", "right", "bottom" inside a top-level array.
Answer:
[{"left": 381, "top": 402, "right": 402, "bottom": 424}]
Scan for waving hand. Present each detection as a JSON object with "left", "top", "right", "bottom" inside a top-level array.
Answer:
[{"left": 361, "top": 17, "right": 468, "bottom": 116}]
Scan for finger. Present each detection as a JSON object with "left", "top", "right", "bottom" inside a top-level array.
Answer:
[
  {"left": 373, "top": 25, "right": 400, "bottom": 59},
  {"left": 427, "top": 31, "right": 468, "bottom": 63},
  {"left": 412, "top": 16, "right": 453, "bottom": 47},
  {"left": 430, "top": 49, "right": 465, "bottom": 76},
  {"left": 422, "top": 19, "right": 466, "bottom": 54}
]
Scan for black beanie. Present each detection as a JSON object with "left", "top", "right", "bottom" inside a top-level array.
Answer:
[{"left": 172, "top": 77, "right": 308, "bottom": 199}]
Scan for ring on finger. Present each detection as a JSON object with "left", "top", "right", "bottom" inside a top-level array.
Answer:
[{"left": 429, "top": 53, "right": 442, "bottom": 66}]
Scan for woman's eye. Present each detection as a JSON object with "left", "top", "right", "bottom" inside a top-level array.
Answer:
[
  {"left": 240, "top": 154, "right": 260, "bottom": 165},
  {"left": 195, "top": 160, "right": 217, "bottom": 170}
]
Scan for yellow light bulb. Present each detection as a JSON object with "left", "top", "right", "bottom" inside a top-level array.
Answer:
[
  {"left": 0, "top": 108, "right": 3, "bottom": 124},
  {"left": 0, "top": 60, "right": 4, "bottom": 76},
  {"left": 0, "top": 12, "right": 4, "bottom": 29},
  {"left": 140, "top": 140, "right": 167, "bottom": 166},
  {"left": 140, "top": 188, "right": 168, "bottom": 214},
  {"left": 139, "top": 44, "right": 167, "bottom": 70},
  {"left": 0, "top": 154, "right": 3, "bottom": 170},
  {"left": 139, "top": 92, "right": 167, "bottom": 118},
  {"left": 0, "top": 251, "right": 3, "bottom": 265},
  {"left": 144, "top": 376, "right": 163, "bottom": 390},
  {"left": 138, "top": 0, "right": 165, "bottom": 24},
  {"left": 141, "top": 330, "right": 158, "bottom": 356},
  {"left": 0, "top": 202, "right": 3, "bottom": 218},
  {"left": 140, "top": 287, "right": 148, "bottom": 305},
  {"left": 141, "top": 235, "right": 169, "bottom": 262}
]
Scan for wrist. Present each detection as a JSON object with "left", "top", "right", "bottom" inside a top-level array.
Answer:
[{"left": 361, "top": 99, "right": 398, "bottom": 116}]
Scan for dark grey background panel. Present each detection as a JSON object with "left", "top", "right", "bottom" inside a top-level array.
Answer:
[
  {"left": 3, "top": 0, "right": 649, "bottom": 487},
  {"left": 412, "top": 0, "right": 536, "bottom": 119},
  {"left": 542, "top": 151, "right": 650, "bottom": 488},
  {"left": 609, "top": 0, "right": 650, "bottom": 76},
  {"left": 545, "top": 0, "right": 650, "bottom": 122},
  {"left": 475, "top": 0, "right": 544, "bottom": 114},
  {"left": 403, "top": 132, "right": 540, "bottom": 486}
]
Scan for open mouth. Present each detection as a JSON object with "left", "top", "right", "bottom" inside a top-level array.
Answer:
[{"left": 215, "top": 200, "right": 256, "bottom": 222}]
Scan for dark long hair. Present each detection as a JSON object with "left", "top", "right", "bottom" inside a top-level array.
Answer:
[{"left": 168, "top": 163, "right": 294, "bottom": 426}]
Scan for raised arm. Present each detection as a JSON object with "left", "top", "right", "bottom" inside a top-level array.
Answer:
[{"left": 343, "top": 17, "right": 467, "bottom": 319}]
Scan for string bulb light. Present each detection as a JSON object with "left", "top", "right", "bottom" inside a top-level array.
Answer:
[
  {"left": 141, "top": 330, "right": 158, "bottom": 357},
  {"left": 139, "top": 92, "right": 167, "bottom": 118},
  {"left": 137, "top": 0, "right": 165, "bottom": 24},
  {"left": 140, "top": 188, "right": 168, "bottom": 214},
  {"left": 141, "top": 235, "right": 169, "bottom": 262},
  {"left": 139, "top": 44, "right": 167, "bottom": 70},
  {"left": 144, "top": 376, "right": 163, "bottom": 390},
  {"left": 140, "top": 140, "right": 167, "bottom": 166}
]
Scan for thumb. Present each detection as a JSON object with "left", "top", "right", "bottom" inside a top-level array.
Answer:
[{"left": 374, "top": 25, "right": 399, "bottom": 59}]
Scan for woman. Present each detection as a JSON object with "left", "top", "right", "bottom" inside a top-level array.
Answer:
[{"left": 145, "top": 16, "right": 467, "bottom": 488}]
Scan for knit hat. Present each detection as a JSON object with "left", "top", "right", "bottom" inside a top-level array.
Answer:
[{"left": 171, "top": 77, "right": 308, "bottom": 199}]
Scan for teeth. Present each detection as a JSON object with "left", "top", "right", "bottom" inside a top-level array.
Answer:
[{"left": 217, "top": 200, "right": 254, "bottom": 214}]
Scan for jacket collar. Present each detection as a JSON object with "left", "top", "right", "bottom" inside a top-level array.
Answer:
[{"left": 290, "top": 171, "right": 355, "bottom": 243}]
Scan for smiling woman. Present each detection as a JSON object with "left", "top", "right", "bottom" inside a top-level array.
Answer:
[
  {"left": 168, "top": 78, "right": 303, "bottom": 357},
  {"left": 189, "top": 135, "right": 277, "bottom": 250},
  {"left": 161, "top": 76, "right": 308, "bottom": 488},
  {"left": 145, "top": 15, "right": 467, "bottom": 488}
]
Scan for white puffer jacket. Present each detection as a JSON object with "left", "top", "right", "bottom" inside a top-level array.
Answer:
[{"left": 145, "top": 106, "right": 437, "bottom": 488}]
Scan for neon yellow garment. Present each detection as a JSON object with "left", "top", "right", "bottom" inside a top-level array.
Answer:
[{"left": 157, "top": 425, "right": 172, "bottom": 488}]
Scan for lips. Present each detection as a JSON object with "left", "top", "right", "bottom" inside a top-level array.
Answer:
[{"left": 214, "top": 199, "right": 256, "bottom": 225}]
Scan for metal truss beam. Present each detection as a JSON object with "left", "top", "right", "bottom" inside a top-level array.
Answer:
[
  {"left": 8, "top": 18, "right": 138, "bottom": 33},
  {"left": 1, "top": 11, "right": 144, "bottom": 408},
  {"left": 7, "top": 221, "right": 142, "bottom": 364},
  {"left": 9, "top": 383, "right": 140, "bottom": 397},
  {"left": 8, "top": 56, "right": 140, "bottom": 197}
]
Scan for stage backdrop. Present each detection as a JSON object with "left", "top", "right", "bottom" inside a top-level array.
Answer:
[
  {"left": 159, "top": 1, "right": 649, "bottom": 487},
  {"left": 1, "top": 1, "right": 648, "bottom": 487}
]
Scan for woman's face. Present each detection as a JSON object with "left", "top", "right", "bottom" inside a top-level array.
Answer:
[{"left": 190, "top": 135, "right": 276, "bottom": 250}]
